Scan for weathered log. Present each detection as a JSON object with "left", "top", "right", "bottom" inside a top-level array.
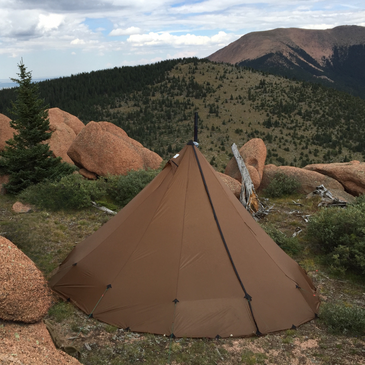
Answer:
[
  {"left": 309, "top": 185, "right": 347, "bottom": 207},
  {"left": 231, "top": 143, "right": 267, "bottom": 218}
]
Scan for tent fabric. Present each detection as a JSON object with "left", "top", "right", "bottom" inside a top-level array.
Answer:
[{"left": 50, "top": 141, "right": 319, "bottom": 338}]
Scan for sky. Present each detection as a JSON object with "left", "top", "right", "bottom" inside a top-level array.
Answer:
[{"left": 0, "top": 0, "right": 364, "bottom": 83}]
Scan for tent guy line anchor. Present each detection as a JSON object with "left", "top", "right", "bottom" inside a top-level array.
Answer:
[
  {"left": 168, "top": 299, "right": 179, "bottom": 364},
  {"left": 71, "top": 284, "right": 112, "bottom": 341}
]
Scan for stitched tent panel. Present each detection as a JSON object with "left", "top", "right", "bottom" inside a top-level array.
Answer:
[{"left": 50, "top": 142, "right": 319, "bottom": 338}]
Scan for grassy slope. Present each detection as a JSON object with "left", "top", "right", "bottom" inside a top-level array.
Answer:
[
  {"left": 1, "top": 191, "right": 364, "bottom": 364},
  {"left": 103, "top": 61, "right": 365, "bottom": 172}
]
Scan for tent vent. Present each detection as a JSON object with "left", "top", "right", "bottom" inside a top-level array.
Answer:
[
  {"left": 107, "top": 284, "right": 112, "bottom": 289},
  {"left": 291, "top": 324, "right": 297, "bottom": 330},
  {"left": 72, "top": 263, "right": 77, "bottom": 266},
  {"left": 172, "top": 299, "right": 179, "bottom": 304}
]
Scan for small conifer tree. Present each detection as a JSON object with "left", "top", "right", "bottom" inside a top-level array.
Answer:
[{"left": 0, "top": 60, "right": 74, "bottom": 194}]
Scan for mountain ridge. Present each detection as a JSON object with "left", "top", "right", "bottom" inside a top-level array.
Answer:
[{"left": 208, "top": 25, "right": 365, "bottom": 98}]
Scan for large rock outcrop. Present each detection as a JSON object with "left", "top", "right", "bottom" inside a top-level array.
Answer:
[
  {"left": 0, "top": 320, "right": 81, "bottom": 364},
  {"left": 0, "top": 108, "right": 84, "bottom": 165},
  {"left": 258, "top": 164, "right": 355, "bottom": 202},
  {"left": 48, "top": 108, "right": 84, "bottom": 135},
  {"left": 67, "top": 121, "right": 162, "bottom": 176},
  {"left": 304, "top": 161, "right": 365, "bottom": 196},
  {"left": 47, "top": 108, "right": 85, "bottom": 164},
  {"left": 217, "top": 172, "right": 242, "bottom": 198},
  {"left": 225, "top": 138, "right": 267, "bottom": 189},
  {"left": 0, "top": 236, "right": 52, "bottom": 323},
  {"left": 0, "top": 113, "right": 14, "bottom": 151}
]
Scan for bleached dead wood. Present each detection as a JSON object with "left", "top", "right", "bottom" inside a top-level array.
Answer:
[
  {"left": 91, "top": 201, "right": 117, "bottom": 215},
  {"left": 231, "top": 143, "right": 267, "bottom": 218},
  {"left": 309, "top": 185, "right": 347, "bottom": 207}
]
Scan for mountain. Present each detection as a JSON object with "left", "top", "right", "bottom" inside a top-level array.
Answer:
[{"left": 208, "top": 26, "right": 365, "bottom": 98}]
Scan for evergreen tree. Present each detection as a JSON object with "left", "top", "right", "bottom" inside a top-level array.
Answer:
[{"left": 0, "top": 60, "right": 74, "bottom": 194}]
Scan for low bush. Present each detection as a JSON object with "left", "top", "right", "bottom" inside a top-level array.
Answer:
[
  {"left": 320, "top": 302, "right": 365, "bottom": 336},
  {"left": 306, "top": 203, "right": 365, "bottom": 275},
  {"left": 262, "top": 224, "right": 300, "bottom": 256},
  {"left": 107, "top": 169, "right": 159, "bottom": 207},
  {"left": 20, "top": 169, "right": 161, "bottom": 211},
  {"left": 48, "top": 301, "right": 75, "bottom": 323},
  {"left": 263, "top": 172, "right": 301, "bottom": 198},
  {"left": 19, "top": 173, "right": 107, "bottom": 210},
  {"left": 352, "top": 193, "right": 365, "bottom": 206}
]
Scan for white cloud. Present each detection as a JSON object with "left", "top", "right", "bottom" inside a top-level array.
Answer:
[
  {"left": 0, "top": 0, "right": 364, "bottom": 78},
  {"left": 37, "top": 13, "right": 64, "bottom": 31},
  {"left": 109, "top": 26, "right": 142, "bottom": 36},
  {"left": 127, "top": 31, "right": 237, "bottom": 47},
  {"left": 71, "top": 38, "right": 86, "bottom": 45}
]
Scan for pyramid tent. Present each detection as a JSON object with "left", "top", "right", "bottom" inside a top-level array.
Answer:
[{"left": 50, "top": 141, "right": 319, "bottom": 338}]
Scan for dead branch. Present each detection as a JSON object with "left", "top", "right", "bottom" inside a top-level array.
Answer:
[
  {"left": 231, "top": 143, "right": 267, "bottom": 219},
  {"left": 91, "top": 201, "right": 117, "bottom": 215}
]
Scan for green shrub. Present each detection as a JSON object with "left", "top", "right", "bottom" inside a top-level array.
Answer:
[
  {"left": 263, "top": 172, "right": 301, "bottom": 198},
  {"left": 48, "top": 301, "right": 75, "bottom": 322},
  {"left": 262, "top": 224, "right": 300, "bottom": 255},
  {"left": 107, "top": 169, "right": 159, "bottom": 207},
  {"left": 320, "top": 302, "right": 365, "bottom": 336},
  {"left": 306, "top": 204, "right": 365, "bottom": 274},
  {"left": 353, "top": 193, "right": 365, "bottom": 206},
  {"left": 19, "top": 173, "right": 107, "bottom": 211}
]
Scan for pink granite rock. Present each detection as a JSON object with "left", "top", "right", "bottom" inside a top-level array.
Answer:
[
  {"left": 225, "top": 138, "right": 267, "bottom": 189},
  {"left": 304, "top": 161, "right": 365, "bottom": 196},
  {"left": 67, "top": 121, "right": 162, "bottom": 176}
]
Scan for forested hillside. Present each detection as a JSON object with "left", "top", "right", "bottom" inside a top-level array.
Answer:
[
  {"left": 1, "top": 58, "right": 364, "bottom": 172},
  {"left": 0, "top": 58, "right": 193, "bottom": 121}
]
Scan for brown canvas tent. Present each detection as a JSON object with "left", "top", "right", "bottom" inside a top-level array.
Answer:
[{"left": 50, "top": 141, "right": 319, "bottom": 338}]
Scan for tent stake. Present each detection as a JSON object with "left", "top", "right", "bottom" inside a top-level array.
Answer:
[
  {"left": 72, "top": 285, "right": 111, "bottom": 340},
  {"left": 167, "top": 300, "right": 178, "bottom": 364}
]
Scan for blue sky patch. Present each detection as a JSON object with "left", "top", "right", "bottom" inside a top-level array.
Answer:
[{"left": 83, "top": 18, "right": 113, "bottom": 36}]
